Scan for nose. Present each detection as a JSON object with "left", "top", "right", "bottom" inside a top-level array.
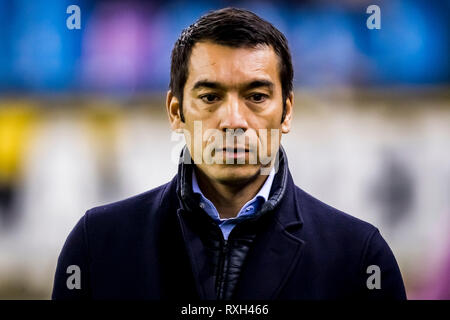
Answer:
[{"left": 218, "top": 95, "right": 249, "bottom": 133}]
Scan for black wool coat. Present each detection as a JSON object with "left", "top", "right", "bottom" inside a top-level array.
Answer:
[{"left": 52, "top": 146, "right": 407, "bottom": 300}]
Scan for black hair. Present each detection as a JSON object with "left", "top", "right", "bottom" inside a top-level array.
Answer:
[{"left": 169, "top": 7, "right": 293, "bottom": 123}]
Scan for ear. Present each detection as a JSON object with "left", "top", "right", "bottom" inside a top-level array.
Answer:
[
  {"left": 166, "top": 90, "right": 183, "bottom": 132},
  {"left": 281, "top": 91, "right": 293, "bottom": 134}
]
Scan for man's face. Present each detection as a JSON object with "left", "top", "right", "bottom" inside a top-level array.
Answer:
[{"left": 167, "top": 41, "right": 292, "bottom": 185}]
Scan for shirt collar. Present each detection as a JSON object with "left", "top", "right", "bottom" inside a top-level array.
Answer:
[
  {"left": 192, "top": 166, "right": 276, "bottom": 216},
  {"left": 177, "top": 145, "right": 289, "bottom": 220}
]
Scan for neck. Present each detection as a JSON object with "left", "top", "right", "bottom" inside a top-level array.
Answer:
[{"left": 194, "top": 167, "right": 271, "bottom": 219}]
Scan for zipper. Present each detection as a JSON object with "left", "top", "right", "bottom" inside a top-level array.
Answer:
[{"left": 216, "top": 239, "right": 229, "bottom": 299}]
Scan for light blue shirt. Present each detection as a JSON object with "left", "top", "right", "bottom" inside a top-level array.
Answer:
[{"left": 192, "top": 167, "right": 275, "bottom": 240}]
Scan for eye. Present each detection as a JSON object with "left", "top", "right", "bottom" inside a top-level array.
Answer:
[
  {"left": 200, "top": 94, "right": 220, "bottom": 104},
  {"left": 248, "top": 93, "right": 268, "bottom": 103}
]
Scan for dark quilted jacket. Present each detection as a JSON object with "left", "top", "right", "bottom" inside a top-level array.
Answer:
[{"left": 177, "top": 146, "right": 289, "bottom": 300}]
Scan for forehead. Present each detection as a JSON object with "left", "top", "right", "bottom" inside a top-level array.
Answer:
[{"left": 186, "top": 41, "right": 280, "bottom": 88}]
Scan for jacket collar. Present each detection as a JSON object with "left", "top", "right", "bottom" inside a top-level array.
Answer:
[
  {"left": 175, "top": 144, "right": 301, "bottom": 226},
  {"left": 173, "top": 145, "right": 306, "bottom": 300}
]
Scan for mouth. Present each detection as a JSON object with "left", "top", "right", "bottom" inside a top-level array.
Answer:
[{"left": 216, "top": 147, "right": 249, "bottom": 159}]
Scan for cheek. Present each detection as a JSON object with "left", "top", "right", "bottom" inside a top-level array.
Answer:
[
  {"left": 183, "top": 98, "right": 198, "bottom": 117},
  {"left": 184, "top": 99, "right": 217, "bottom": 121},
  {"left": 257, "top": 109, "right": 283, "bottom": 130},
  {"left": 254, "top": 126, "right": 281, "bottom": 148},
  {"left": 258, "top": 95, "right": 284, "bottom": 125}
]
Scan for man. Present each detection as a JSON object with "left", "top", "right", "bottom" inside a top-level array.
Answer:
[{"left": 52, "top": 8, "right": 406, "bottom": 300}]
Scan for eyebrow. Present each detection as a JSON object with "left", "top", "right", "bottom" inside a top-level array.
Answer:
[
  {"left": 192, "top": 80, "right": 224, "bottom": 91},
  {"left": 192, "top": 79, "right": 274, "bottom": 92},
  {"left": 245, "top": 80, "right": 274, "bottom": 91}
]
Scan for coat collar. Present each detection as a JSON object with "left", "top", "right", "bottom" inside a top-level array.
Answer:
[
  {"left": 232, "top": 168, "right": 306, "bottom": 299},
  {"left": 173, "top": 145, "right": 305, "bottom": 299},
  {"left": 175, "top": 144, "right": 303, "bottom": 226}
]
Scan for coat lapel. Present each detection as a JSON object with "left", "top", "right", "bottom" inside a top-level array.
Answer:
[
  {"left": 177, "top": 208, "right": 217, "bottom": 300},
  {"left": 233, "top": 172, "right": 306, "bottom": 300},
  {"left": 173, "top": 145, "right": 306, "bottom": 300}
]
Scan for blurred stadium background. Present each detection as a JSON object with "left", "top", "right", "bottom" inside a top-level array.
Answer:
[{"left": 0, "top": 0, "right": 448, "bottom": 299}]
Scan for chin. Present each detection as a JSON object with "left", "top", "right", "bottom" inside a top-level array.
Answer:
[{"left": 205, "top": 164, "right": 262, "bottom": 185}]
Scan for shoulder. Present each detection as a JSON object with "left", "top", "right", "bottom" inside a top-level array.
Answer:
[
  {"left": 85, "top": 176, "right": 177, "bottom": 229},
  {"left": 294, "top": 186, "right": 378, "bottom": 243},
  {"left": 293, "top": 186, "right": 406, "bottom": 299}
]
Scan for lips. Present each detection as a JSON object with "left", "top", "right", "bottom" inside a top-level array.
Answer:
[
  {"left": 222, "top": 147, "right": 248, "bottom": 153},
  {"left": 212, "top": 147, "right": 249, "bottom": 160}
]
